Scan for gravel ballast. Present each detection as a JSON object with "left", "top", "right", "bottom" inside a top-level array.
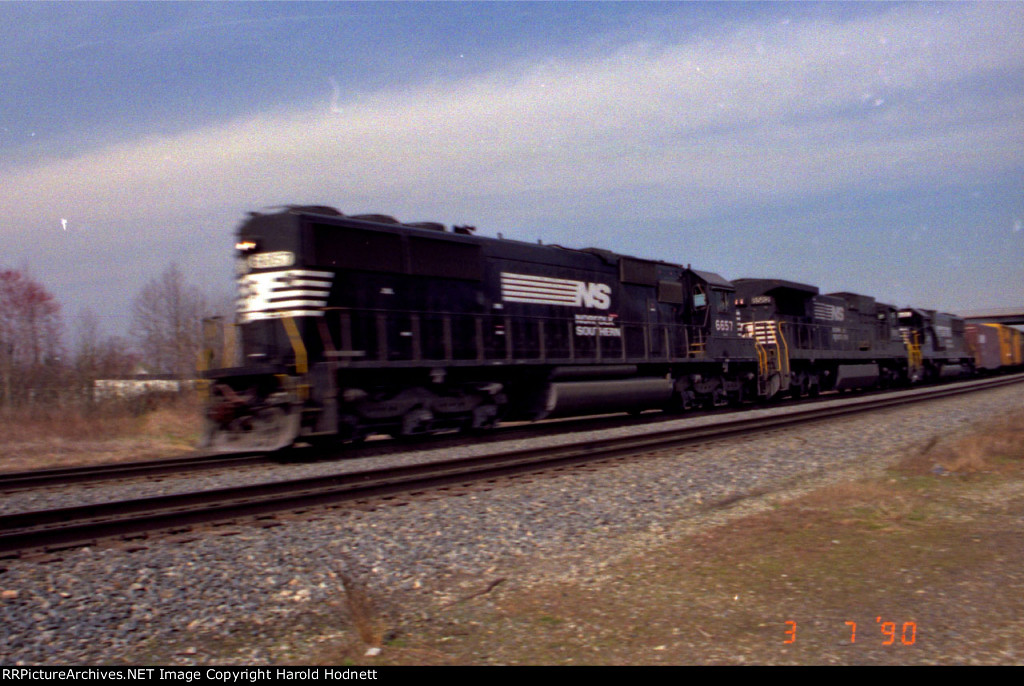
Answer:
[{"left": 1, "top": 383, "right": 1022, "bottom": 665}]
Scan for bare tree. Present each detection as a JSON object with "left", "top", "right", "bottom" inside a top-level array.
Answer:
[
  {"left": 74, "top": 308, "right": 137, "bottom": 391},
  {"left": 0, "top": 269, "right": 63, "bottom": 406},
  {"left": 130, "top": 264, "right": 209, "bottom": 378},
  {"left": 73, "top": 308, "right": 102, "bottom": 380}
]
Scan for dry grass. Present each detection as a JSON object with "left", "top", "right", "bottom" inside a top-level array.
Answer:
[
  {"left": 896, "top": 414, "right": 1024, "bottom": 477},
  {"left": 336, "top": 568, "right": 385, "bottom": 650},
  {"left": 0, "top": 393, "right": 203, "bottom": 472}
]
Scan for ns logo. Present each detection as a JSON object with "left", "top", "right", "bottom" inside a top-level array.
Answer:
[
  {"left": 576, "top": 282, "right": 611, "bottom": 310},
  {"left": 500, "top": 272, "right": 612, "bottom": 310}
]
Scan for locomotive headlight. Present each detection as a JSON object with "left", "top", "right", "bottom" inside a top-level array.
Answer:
[{"left": 235, "top": 240, "right": 258, "bottom": 251}]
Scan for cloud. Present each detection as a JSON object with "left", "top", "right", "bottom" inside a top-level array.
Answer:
[{"left": 3, "top": 2, "right": 1022, "bottom": 241}]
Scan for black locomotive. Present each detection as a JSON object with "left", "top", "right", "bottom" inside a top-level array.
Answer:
[{"left": 200, "top": 206, "right": 973, "bottom": 451}]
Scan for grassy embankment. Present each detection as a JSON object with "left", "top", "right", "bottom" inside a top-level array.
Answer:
[
  {"left": 0, "top": 393, "right": 202, "bottom": 472},
  {"left": 312, "top": 411, "right": 1024, "bottom": 665}
]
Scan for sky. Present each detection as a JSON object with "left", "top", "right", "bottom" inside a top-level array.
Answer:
[{"left": 2, "top": 1, "right": 1022, "bottom": 344}]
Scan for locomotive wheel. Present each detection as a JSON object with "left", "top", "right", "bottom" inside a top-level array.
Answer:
[
  {"left": 400, "top": 407, "right": 434, "bottom": 436},
  {"left": 470, "top": 403, "right": 500, "bottom": 430},
  {"left": 681, "top": 390, "right": 696, "bottom": 410},
  {"left": 789, "top": 378, "right": 806, "bottom": 399},
  {"left": 712, "top": 385, "right": 728, "bottom": 407},
  {"left": 729, "top": 386, "right": 744, "bottom": 407},
  {"left": 338, "top": 414, "right": 368, "bottom": 444}
]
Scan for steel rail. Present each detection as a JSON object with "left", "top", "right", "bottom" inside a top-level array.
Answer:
[
  {"left": 2, "top": 373, "right": 1021, "bottom": 557},
  {"left": 0, "top": 451, "right": 268, "bottom": 491}
]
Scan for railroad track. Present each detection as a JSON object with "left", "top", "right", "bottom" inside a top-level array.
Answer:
[
  {"left": 0, "top": 450, "right": 269, "bottom": 492},
  {"left": 6, "top": 370, "right": 1005, "bottom": 494},
  {"left": 3, "top": 373, "right": 1021, "bottom": 558},
  {"left": 0, "top": 404, "right": 689, "bottom": 493},
  {"left": 0, "top": 373, "right": 995, "bottom": 493}
]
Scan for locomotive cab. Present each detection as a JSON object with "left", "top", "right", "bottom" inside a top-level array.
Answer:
[
  {"left": 201, "top": 210, "right": 331, "bottom": 451},
  {"left": 898, "top": 308, "right": 972, "bottom": 380},
  {"left": 678, "top": 269, "right": 745, "bottom": 357}
]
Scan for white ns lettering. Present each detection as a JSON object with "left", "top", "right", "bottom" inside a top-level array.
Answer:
[{"left": 577, "top": 283, "right": 611, "bottom": 310}]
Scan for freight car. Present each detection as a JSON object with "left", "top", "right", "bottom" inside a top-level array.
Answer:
[
  {"left": 199, "top": 206, "right": 974, "bottom": 452},
  {"left": 966, "top": 323, "right": 1024, "bottom": 371}
]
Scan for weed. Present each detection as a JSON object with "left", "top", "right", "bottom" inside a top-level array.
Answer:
[
  {"left": 896, "top": 414, "right": 1024, "bottom": 479},
  {"left": 0, "top": 392, "right": 201, "bottom": 472},
  {"left": 337, "top": 568, "right": 383, "bottom": 649}
]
